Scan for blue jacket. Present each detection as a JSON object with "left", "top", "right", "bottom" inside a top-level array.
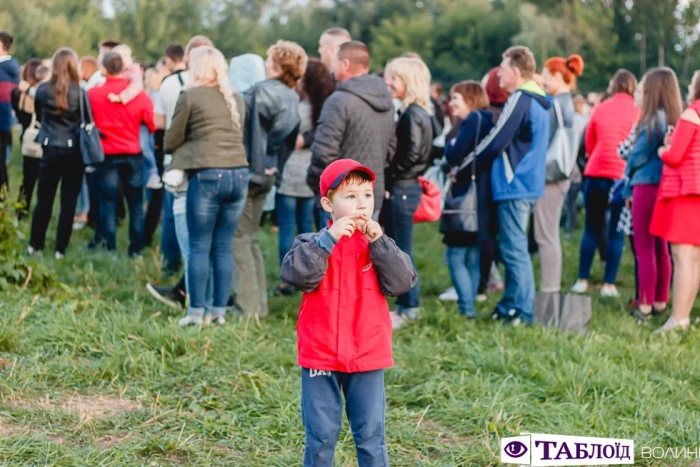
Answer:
[
  {"left": 0, "top": 57, "right": 20, "bottom": 132},
  {"left": 623, "top": 110, "right": 667, "bottom": 198},
  {"left": 474, "top": 81, "right": 551, "bottom": 201}
]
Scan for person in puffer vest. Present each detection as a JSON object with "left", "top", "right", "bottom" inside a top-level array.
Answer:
[{"left": 281, "top": 158, "right": 417, "bottom": 467}]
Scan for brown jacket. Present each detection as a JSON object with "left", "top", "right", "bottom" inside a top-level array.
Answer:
[{"left": 165, "top": 86, "right": 248, "bottom": 171}]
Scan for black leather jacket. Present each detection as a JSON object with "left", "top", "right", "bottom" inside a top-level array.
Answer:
[
  {"left": 35, "top": 82, "right": 82, "bottom": 148},
  {"left": 386, "top": 103, "right": 433, "bottom": 189}
]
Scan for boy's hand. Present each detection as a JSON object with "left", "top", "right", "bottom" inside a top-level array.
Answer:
[
  {"left": 328, "top": 216, "right": 356, "bottom": 240},
  {"left": 356, "top": 214, "right": 383, "bottom": 243},
  {"left": 108, "top": 93, "right": 121, "bottom": 103}
]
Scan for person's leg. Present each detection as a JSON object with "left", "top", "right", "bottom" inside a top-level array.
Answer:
[
  {"left": 298, "top": 197, "right": 315, "bottom": 235},
  {"left": 29, "top": 152, "right": 61, "bottom": 251},
  {"left": 209, "top": 168, "right": 249, "bottom": 317},
  {"left": 343, "top": 369, "right": 389, "bottom": 467},
  {"left": 276, "top": 193, "right": 297, "bottom": 265},
  {"left": 173, "top": 197, "right": 190, "bottom": 303},
  {"left": 496, "top": 199, "right": 536, "bottom": 323},
  {"left": 669, "top": 244, "right": 700, "bottom": 323},
  {"left": 534, "top": 181, "right": 569, "bottom": 292},
  {"left": 86, "top": 169, "right": 100, "bottom": 228},
  {"left": 654, "top": 236, "right": 672, "bottom": 308},
  {"left": 301, "top": 368, "right": 343, "bottom": 467},
  {"left": 387, "top": 183, "right": 422, "bottom": 315},
  {"left": 55, "top": 152, "right": 85, "bottom": 255},
  {"left": 161, "top": 191, "right": 182, "bottom": 272},
  {"left": 95, "top": 159, "right": 119, "bottom": 250},
  {"left": 250, "top": 176, "right": 275, "bottom": 316},
  {"left": 603, "top": 197, "right": 626, "bottom": 286},
  {"left": 578, "top": 178, "right": 608, "bottom": 281},
  {"left": 467, "top": 245, "right": 481, "bottom": 307},
  {"left": 445, "top": 247, "right": 475, "bottom": 317},
  {"left": 631, "top": 185, "right": 658, "bottom": 308},
  {"left": 477, "top": 238, "right": 495, "bottom": 295},
  {"left": 0, "top": 131, "right": 10, "bottom": 195},
  {"left": 18, "top": 156, "right": 40, "bottom": 219},
  {"left": 121, "top": 157, "right": 145, "bottom": 256},
  {"left": 629, "top": 235, "right": 639, "bottom": 302},
  {"left": 564, "top": 181, "right": 581, "bottom": 235},
  {"left": 186, "top": 170, "right": 221, "bottom": 316}
]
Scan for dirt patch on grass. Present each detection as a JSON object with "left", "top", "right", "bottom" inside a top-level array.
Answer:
[
  {"left": 95, "top": 433, "right": 133, "bottom": 447},
  {"left": 12, "top": 394, "right": 141, "bottom": 420},
  {"left": 418, "top": 419, "right": 477, "bottom": 446},
  {"left": 0, "top": 419, "right": 27, "bottom": 435}
]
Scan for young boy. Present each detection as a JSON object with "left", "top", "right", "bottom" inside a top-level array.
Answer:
[{"left": 281, "top": 159, "right": 417, "bottom": 466}]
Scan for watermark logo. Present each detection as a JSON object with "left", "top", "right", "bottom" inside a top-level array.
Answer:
[{"left": 501, "top": 433, "right": 634, "bottom": 466}]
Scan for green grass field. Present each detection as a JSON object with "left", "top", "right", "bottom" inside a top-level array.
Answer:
[{"left": 1, "top": 143, "right": 699, "bottom": 466}]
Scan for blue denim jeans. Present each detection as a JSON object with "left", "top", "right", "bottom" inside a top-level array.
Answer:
[
  {"left": 174, "top": 196, "right": 213, "bottom": 315},
  {"left": 445, "top": 246, "right": 480, "bottom": 317},
  {"left": 75, "top": 174, "right": 90, "bottom": 215},
  {"left": 496, "top": 199, "right": 536, "bottom": 323},
  {"left": 187, "top": 168, "right": 249, "bottom": 316},
  {"left": 301, "top": 368, "right": 388, "bottom": 467},
  {"left": 94, "top": 156, "right": 144, "bottom": 255},
  {"left": 277, "top": 194, "right": 315, "bottom": 265},
  {"left": 578, "top": 177, "right": 625, "bottom": 284},
  {"left": 140, "top": 124, "right": 157, "bottom": 180},
  {"left": 384, "top": 182, "right": 422, "bottom": 313},
  {"left": 161, "top": 190, "right": 182, "bottom": 273}
]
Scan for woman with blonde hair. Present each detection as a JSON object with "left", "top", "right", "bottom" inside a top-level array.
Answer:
[
  {"left": 383, "top": 56, "right": 434, "bottom": 328},
  {"left": 165, "top": 46, "right": 250, "bottom": 326}
]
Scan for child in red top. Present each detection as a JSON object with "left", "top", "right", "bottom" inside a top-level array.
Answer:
[
  {"left": 281, "top": 159, "right": 416, "bottom": 466},
  {"left": 108, "top": 44, "right": 161, "bottom": 189}
]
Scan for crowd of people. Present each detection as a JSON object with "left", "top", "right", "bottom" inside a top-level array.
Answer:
[{"left": 2, "top": 26, "right": 700, "bottom": 466}]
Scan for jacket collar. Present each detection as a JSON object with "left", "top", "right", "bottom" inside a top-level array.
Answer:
[{"left": 519, "top": 80, "right": 546, "bottom": 96}]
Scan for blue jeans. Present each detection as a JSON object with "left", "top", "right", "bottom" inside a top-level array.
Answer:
[
  {"left": 578, "top": 177, "right": 624, "bottom": 284},
  {"left": 174, "top": 197, "right": 213, "bottom": 315},
  {"left": 187, "top": 168, "right": 249, "bottom": 315},
  {"left": 140, "top": 124, "right": 157, "bottom": 180},
  {"left": 277, "top": 194, "right": 315, "bottom": 265},
  {"left": 316, "top": 205, "right": 332, "bottom": 231},
  {"left": 94, "top": 156, "right": 144, "bottom": 255},
  {"left": 301, "top": 368, "right": 388, "bottom": 467},
  {"left": 496, "top": 199, "right": 536, "bottom": 323},
  {"left": 161, "top": 190, "right": 182, "bottom": 273},
  {"left": 445, "top": 246, "right": 480, "bottom": 317},
  {"left": 384, "top": 182, "right": 422, "bottom": 313},
  {"left": 75, "top": 174, "right": 90, "bottom": 215}
]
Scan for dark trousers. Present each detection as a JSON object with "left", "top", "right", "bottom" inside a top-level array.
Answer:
[
  {"left": 94, "top": 155, "right": 144, "bottom": 256},
  {"left": 144, "top": 130, "right": 165, "bottom": 247},
  {"left": 383, "top": 181, "right": 422, "bottom": 311},
  {"left": 0, "top": 130, "right": 10, "bottom": 196},
  {"left": 301, "top": 368, "right": 388, "bottom": 467},
  {"left": 477, "top": 237, "right": 497, "bottom": 294},
  {"left": 17, "top": 156, "right": 41, "bottom": 219},
  {"left": 29, "top": 146, "right": 85, "bottom": 254}
]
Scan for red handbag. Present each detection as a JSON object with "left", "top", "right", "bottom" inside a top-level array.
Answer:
[{"left": 413, "top": 176, "right": 442, "bottom": 223}]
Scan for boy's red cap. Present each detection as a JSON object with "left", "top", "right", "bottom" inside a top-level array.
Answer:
[{"left": 320, "top": 159, "right": 376, "bottom": 197}]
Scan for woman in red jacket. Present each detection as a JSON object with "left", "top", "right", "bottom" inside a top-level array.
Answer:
[
  {"left": 572, "top": 70, "right": 639, "bottom": 298},
  {"left": 650, "top": 71, "right": 700, "bottom": 333}
]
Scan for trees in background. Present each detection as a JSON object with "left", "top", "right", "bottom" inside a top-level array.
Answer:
[{"left": 1, "top": 0, "right": 698, "bottom": 93}]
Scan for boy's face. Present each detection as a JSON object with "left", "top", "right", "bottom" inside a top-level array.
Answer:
[{"left": 321, "top": 180, "right": 375, "bottom": 221}]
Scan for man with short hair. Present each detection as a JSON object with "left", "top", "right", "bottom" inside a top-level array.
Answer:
[
  {"left": 308, "top": 41, "right": 396, "bottom": 225},
  {"left": 0, "top": 31, "right": 20, "bottom": 193},
  {"left": 88, "top": 52, "right": 156, "bottom": 256},
  {"left": 468, "top": 45, "right": 551, "bottom": 326},
  {"left": 318, "top": 28, "right": 352, "bottom": 70},
  {"left": 163, "top": 43, "right": 185, "bottom": 73}
]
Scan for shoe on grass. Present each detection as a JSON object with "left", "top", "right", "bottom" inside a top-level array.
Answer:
[
  {"left": 475, "top": 294, "right": 488, "bottom": 303},
  {"left": 439, "top": 287, "right": 458, "bottom": 301},
  {"left": 204, "top": 315, "right": 226, "bottom": 326},
  {"left": 653, "top": 316, "right": 691, "bottom": 334},
  {"left": 571, "top": 279, "right": 588, "bottom": 294},
  {"left": 146, "top": 173, "right": 163, "bottom": 190},
  {"left": 629, "top": 308, "right": 652, "bottom": 324},
  {"left": 146, "top": 283, "right": 186, "bottom": 309},
  {"left": 389, "top": 311, "right": 407, "bottom": 330},
  {"left": 178, "top": 315, "right": 203, "bottom": 327},
  {"left": 600, "top": 284, "right": 620, "bottom": 298}
]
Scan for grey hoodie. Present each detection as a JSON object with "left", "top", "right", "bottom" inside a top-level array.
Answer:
[{"left": 308, "top": 74, "right": 396, "bottom": 203}]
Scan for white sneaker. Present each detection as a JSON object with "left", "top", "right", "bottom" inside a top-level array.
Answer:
[
  {"left": 571, "top": 280, "right": 588, "bottom": 294},
  {"left": 475, "top": 294, "right": 488, "bottom": 303},
  {"left": 26, "top": 246, "right": 36, "bottom": 255},
  {"left": 600, "top": 285, "right": 620, "bottom": 298},
  {"left": 55, "top": 252, "right": 64, "bottom": 260},
  {"left": 389, "top": 311, "right": 407, "bottom": 330},
  {"left": 204, "top": 315, "right": 226, "bottom": 326},
  {"left": 178, "top": 315, "right": 203, "bottom": 327},
  {"left": 146, "top": 173, "right": 163, "bottom": 190},
  {"left": 439, "top": 287, "right": 458, "bottom": 302}
]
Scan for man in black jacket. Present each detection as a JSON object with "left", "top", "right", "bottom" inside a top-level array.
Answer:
[{"left": 307, "top": 41, "right": 396, "bottom": 225}]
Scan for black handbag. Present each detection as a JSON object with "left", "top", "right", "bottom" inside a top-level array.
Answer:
[
  {"left": 79, "top": 89, "right": 104, "bottom": 166},
  {"left": 439, "top": 112, "right": 482, "bottom": 234}
]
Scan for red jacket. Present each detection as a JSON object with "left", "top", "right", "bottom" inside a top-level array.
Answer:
[
  {"left": 658, "top": 100, "right": 700, "bottom": 200},
  {"left": 88, "top": 77, "right": 156, "bottom": 156},
  {"left": 280, "top": 229, "right": 417, "bottom": 373},
  {"left": 584, "top": 93, "right": 640, "bottom": 179}
]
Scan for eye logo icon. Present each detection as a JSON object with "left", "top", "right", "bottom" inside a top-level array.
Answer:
[{"left": 504, "top": 441, "right": 528, "bottom": 458}]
